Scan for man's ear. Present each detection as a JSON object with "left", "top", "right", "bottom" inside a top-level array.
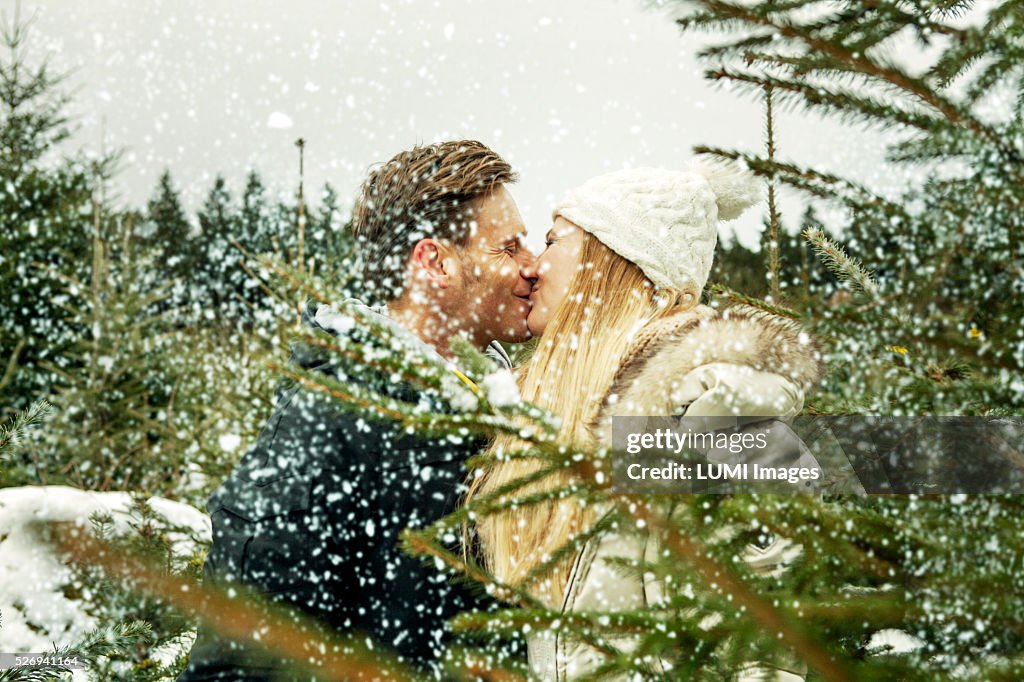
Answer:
[{"left": 410, "top": 238, "right": 455, "bottom": 289}]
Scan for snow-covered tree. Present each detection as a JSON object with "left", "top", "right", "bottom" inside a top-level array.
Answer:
[
  {"left": 143, "top": 170, "right": 197, "bottom": 320},
  {"left": 0, "top": 9, "right": 95, "bottom": 413},
  {"left": 682, "top": 0, "right": 1024, "bottom": 415}
]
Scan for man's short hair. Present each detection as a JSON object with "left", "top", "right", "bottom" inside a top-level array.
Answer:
[{"left": 351, "top": 140, "right": 517, "bottom": 302}]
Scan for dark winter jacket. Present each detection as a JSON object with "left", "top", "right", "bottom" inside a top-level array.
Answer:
[{"left": 179, "top": 303, "right": 513, "bottom": 681}]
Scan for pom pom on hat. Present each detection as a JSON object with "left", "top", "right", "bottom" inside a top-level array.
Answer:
[
  {"left": 689, "top": 155, "right": 763, "bottom": 221},
  {"left": 553, "top": 157, "right": 761, "bottom": 294}
]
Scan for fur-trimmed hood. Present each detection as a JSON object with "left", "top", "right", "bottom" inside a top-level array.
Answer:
[{"left": 592, "top": 304, "right": 824, "bottom": 426}]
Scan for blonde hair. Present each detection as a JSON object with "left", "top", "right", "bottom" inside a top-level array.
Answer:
[{"left": 464, "top": 230, "right": 696, "bottom": 606}]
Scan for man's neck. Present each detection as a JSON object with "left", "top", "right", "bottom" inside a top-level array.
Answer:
[{"left": 387, "top": 301, "right": 484, "bottom": 362}]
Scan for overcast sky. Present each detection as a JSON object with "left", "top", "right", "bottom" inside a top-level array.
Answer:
[{"left": 20, "top": 0, "right": 900, "bottom": 250}]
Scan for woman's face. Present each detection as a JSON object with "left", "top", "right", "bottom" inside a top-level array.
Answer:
[{"left": 522, "top": 216, "right": 585, "bottom": 336}]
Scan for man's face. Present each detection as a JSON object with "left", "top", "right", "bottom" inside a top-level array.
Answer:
[{"left": 451, "top": 186, "right": 535, "bottom": 344}]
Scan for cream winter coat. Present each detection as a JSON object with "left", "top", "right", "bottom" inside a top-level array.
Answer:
[{"left": 528, "top": 305, "right": 823, "bottom": 681}]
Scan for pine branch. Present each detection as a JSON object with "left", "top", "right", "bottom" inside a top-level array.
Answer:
[
  {"left": 405, "top": 525, "right": 642, "bottom": 668},
  {"left": 256, "top": 253, "right": 326, "bottom": 306},
  {"left": 689, "top": 0, "right": 1017, "bottom": 160},
  {"left": 0, "top": 398, "right": 50, "bottom": 458},
  {"left": 695, "top": 145, "right": 907, "bottom": 219},
  {"left": 708, "top": 283, "right": 802, "bottom": 319},
  {"left": 725, "top": 51, "right": 885, "bottom": 84},
  {"left": 266, "top": 359, "right": 410, "bottom": 423},
  {"left": 518, "top": 478, "right": 867, "bottom": 679},
  {"left": 403, "top": 410, "right": 556, "bottom": 445},
  {"left": 402, "top": 534, "right": 627, "bottom": 662},
  {"left": 0, "top": 621, "right": 152, "bottom": 682},
  {"left": 927, "top": 0, "right": 975, "bottom": 21},
  {"left": 449, "top": 335, "right": 501, "bottom": 385},
  {"left": 443, "top": 648, "right": 531, "bottom": 682},
  {"left": 929, "top": 183, "right": 985, "bottom": 288},
  {"left": 697, "top": 32, "right": 775, "bottom": 59},
  {"left": 463, "top": 464, "right": 596, "bottom": 521},
  {"left": 706, "top": 66, "right": 946, "bottom": 134},
  {"left": 281, "top": 303, "right": 497, "bottom": 413},
  {"left": 290, "top": 326, "right": 451, "bottom": 397},
  {"left": 802, "top": 226, "right": 878, "bottom": 296},
  {"left": 930, "top": 34, "right": 992, "bottom": 90},
  {"left": 402, "top": 531, "right": 527, "bottom": 607},
  {"left": 52, "top": 525, "right": 417, "bottom": 681},
  {"left": 930, "top": 3, "right": 1022, "bottom": 89},
  {"left": 727, "top": 495, "right": 905, "bottom": 580},
  {"left": 518, "top": 509, "right": 616, "bottom": 593},
  {"left": 675, "top": 9, "right": 757, "bottom": 34},
  {"left": 269, "top": 351, "right": 554, "bottom": 449},
  {"left": 964, "top": 51, "right": 1024, "bottom": 107},
  {"left": 0, "top": 337, "right": 25, "bottom": 392},
  {"left": 451, "top": 607, "right": 658, "bottom": 643},
  {"left": 230, "top": 238, "right": 293, "bottom": 310},
  {"left": 764, "top": 84, "right": 781, "bottom": 302},
  {"left": 622, "top": 499, "right": 859, "bottom": 682},
  {"left": 885, "top": 128, "right": 979, "bottom": 163}
]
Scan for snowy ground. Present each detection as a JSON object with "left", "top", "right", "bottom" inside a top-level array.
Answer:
[{"left": 0, "top": 486, "right": 210, "bottom": 680}]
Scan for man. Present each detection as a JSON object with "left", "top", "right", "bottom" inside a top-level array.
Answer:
[{"left": 180, "top": 140, "right": 534, "bottom": 680}]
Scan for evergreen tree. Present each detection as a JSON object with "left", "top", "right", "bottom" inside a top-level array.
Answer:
[
  {"left": 66, "top": 501, "right": 206, "bottom": 681},
  {"left": 709, "top": 234, "right": 767, "bottom": 299},
  {"left": 779, "top": 206, "right": 837, "bottom": 304},
  {"left": 230, "top": 169, "right": 282, "bottom": 326},
  {"left": 712, "top": 206, "right": 839, "bottom": 310},
  {"left": 194, "top": 175, "right": 238, "bottom": 322},
  {"left": 13, "top": 169, "right": 276, "bottom": 498},
  {"left": 314, "top": 182, "right": 358, "bottom": 297},
  {"left": 142, "top": 170, "right": 195, "bottom": 323},
  {"left": 0, "top": 398, "right": 48, "bottom": 485},
  {"left": 0, "top": 9, "right": 95, "bottom": 412},
  {"left": 682, "top": 0, "right": 1024, "bottom": 414},
  {"left": 144, "top": 171, "right": 194, "bottom": 278},
  {"left": 30, "top": 173, "right": 179, "bottom": 492},
  {"left": 239, "top": 169, "right": 271, "bottom": 254}
]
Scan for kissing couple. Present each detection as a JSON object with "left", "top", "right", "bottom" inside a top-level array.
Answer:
[{"left": 181, "top": 140, "right": 819, "bottom": 681}]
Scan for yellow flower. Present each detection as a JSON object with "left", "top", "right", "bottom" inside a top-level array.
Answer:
[
  {"left": 969, "top": 326, "right": 982, "bottom": 338},
  {"left": 888, "top": 345, "right": 908, "bottom": 355}
]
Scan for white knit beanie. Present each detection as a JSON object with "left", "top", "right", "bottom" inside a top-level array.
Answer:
[{"left": 553, "top": 157, "right": 762, "bottom": 294}]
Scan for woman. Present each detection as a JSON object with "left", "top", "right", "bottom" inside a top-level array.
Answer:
[{"left": 465, "top": 159, "right": 821, "bottom": 680}]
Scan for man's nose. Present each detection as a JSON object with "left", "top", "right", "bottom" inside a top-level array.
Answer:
[{"left": 519, "top": 252, "right": 539, "bottom": 281}]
